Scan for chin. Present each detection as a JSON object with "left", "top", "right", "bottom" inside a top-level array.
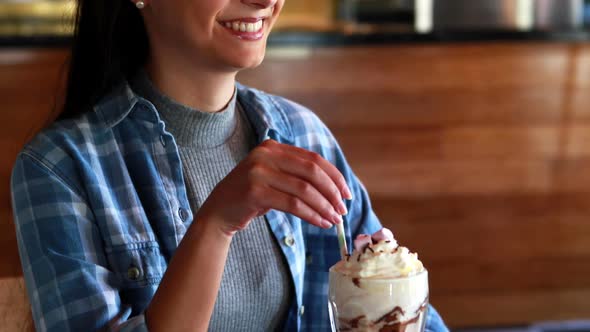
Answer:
[
  {"left": 225, "top": 50, "right": 266, "bottom": 70},
  {"left": 211, "top": 39, "right": 267, "bottom": 71}
]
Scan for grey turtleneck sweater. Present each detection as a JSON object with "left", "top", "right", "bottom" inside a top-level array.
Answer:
[{"left": 130, "top": 71, "right": 293, "bottom": 331}]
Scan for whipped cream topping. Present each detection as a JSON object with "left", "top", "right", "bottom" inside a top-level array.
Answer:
[{"left": 333, "top": 228, "right": 424, "bottom": 278}]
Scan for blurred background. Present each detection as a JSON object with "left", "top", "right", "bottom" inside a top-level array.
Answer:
[{"left": 1, "top": 0, "right": 590, "bottom": 331}]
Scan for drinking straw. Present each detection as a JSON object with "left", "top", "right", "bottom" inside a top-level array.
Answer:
[{"left": 336, "top": 221, "right": 348, "bottom": 259}]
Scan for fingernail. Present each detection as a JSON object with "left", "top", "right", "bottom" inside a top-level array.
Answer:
[
  {"left": 322, "top": 219, "right": 334, "bottom": 228},
  {"left": 338, "top": 201, "right": 348, "bottom": 215},
  {"left": 332, "top": 213, "right": 343, "bottom": 224},
  {"left": 344, "top": 187, "right": 353, "bottom": 200}
]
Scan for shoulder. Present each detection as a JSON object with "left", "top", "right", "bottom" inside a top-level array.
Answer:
[
  {"left": 270, "top": 94, "right": 339, "bottom": 156},
  {"left": 15, "top": 111, "right": 105, "bottom": 187},
  {"left": 238, "top": 84, "right": 334, "bottom": 146},
  {"left": 22, "top": 77, "right": 140, "bottom": 167},
  {"left": 273, "top": 95, "right": 329, "bottom": 136}
]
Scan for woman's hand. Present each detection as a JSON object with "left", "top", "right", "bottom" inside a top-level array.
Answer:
[{"left": 197, "top": 139, "right": 353, "bottom": 236}]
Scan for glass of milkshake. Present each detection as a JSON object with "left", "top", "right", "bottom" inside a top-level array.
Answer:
[{"left": 328, "top": 228, "right": 429, "bottom": 332}]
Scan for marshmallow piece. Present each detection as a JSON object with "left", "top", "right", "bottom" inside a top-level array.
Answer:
[
  {"left": 371, "top": 228, "right": 394, "bottom": 243},
  {"left": 354, "top": 234, "right": 372, "bottom": 251}
]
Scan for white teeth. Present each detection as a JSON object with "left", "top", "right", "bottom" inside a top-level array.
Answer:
[{"left": 225, "top": 20, "right": 264, "bottom": 32}]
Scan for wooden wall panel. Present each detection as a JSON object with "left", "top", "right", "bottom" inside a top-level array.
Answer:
[
  {"left": 437, "top": 288, "right": 590, "bottom": 327},
  {"left": 2, "top": 42, "right": 590, "bottom": 329},
  {"left": 238, "top": 43, "right": 590, "bottom": 327}
]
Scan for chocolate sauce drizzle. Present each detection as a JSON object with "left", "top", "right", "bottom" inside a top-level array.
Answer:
[
  {"left": 338, "top": 297, "right": 429, "bottom": 332},
  {"left": 376, "top": 306, "right": 405, "bottom": 324},
  {"left": 339, "top": 315, "right": 366, "bottom": 331},
  {"left": 352, "top": 278, "right": 361, "bottom": 288}
]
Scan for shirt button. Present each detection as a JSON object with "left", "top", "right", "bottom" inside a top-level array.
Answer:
[
  {"left": 127, "top": 266, "right": 141, "bottom": 281},
  {"left": 283, "top": 236, "right": 295, "bottom": 247},
  {"left": 299, "top": 305, "right": 305, "bottom": 316},
  {"left": 159, "top": 135, "right": 166, "bottom": 147},
  {"left": 178, "top": 208, "right": 189, "bottom": 221}
]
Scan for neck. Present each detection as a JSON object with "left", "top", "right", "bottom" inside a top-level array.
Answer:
[{"left": 144, "top": 52, "right": 237, "bottom": 113}]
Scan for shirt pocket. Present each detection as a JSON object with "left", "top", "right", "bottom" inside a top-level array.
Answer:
[{"left": 105, "top": 241, "right": 167, "bottom": 315}]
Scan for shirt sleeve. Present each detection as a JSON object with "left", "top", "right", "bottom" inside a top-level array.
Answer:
[
  {"left": 10, "top": 152, "right": 149, "bottom": 332},
  {"left": 425, "top": 305, "right": 450, "bottom": 332}
]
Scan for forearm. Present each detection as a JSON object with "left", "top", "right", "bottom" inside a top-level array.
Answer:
[{"left": 145, "top": 214, "right": 231, "bottom": 332}]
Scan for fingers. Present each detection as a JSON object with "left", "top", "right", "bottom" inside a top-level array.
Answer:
[
  {"left": 273, "top": 142, "right": 353, "bottom": 200},
  {"left": 250, "top": 140, "right": 351, "bottom": 227},
  {"left": 262, "top": 167, "right": 343, "bottom": 225},
  {"left": 276, "top": 157, "right": 347, "bottom": 216},
  {"left": 260, "top": 188, "right": 334, "bottom": 229},
  {"left": 269, "top": 150, "right": 348, "bottom": 216}
]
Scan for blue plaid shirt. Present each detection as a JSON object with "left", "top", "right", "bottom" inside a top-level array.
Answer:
[{"left": 11, "top": 80, "right": 449, "bottom": 332}]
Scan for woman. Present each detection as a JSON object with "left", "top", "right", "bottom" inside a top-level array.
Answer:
[{"left": 11, "top": 0, "right": 449, "bottom": 331}]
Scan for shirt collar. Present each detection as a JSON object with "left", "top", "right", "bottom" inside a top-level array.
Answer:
[
  {"left": 93, "top": 79, "right": 294, "bottom": 143},
  {"left": 235, "top": 82, "right": 294, "bottom": 143}
]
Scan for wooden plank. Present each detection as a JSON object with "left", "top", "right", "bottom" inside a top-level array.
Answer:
[
  {"left": 564, "top": 118, "right": 590, "bottom": 152},
  {"left": 291, "top": 88, "right": 569, "bottom": 128},
  {"left": 352, "top": 161, "right": 552, "bottom": 196},
  {"left": 0, "top": 277, "right": 33, "bottom": 332},
  {"left": 240, "top": 43, "right": 590, "bottom": 130},
  {"left": 332, "top": 125, "right": 581, "bottom": 162},
  {"left": 426, "top": 258, "right": 590, "bottom": 295},
  {"left": 432, "top": 288, "right": 590, "bottom": 328},
  {"left": 371, "top": 193, "right": 590, "bottom": 224},
  {"left": 378, "top": 213, "right": 590, "bottom": 263},
  {"left": 348, "top": 159, "right": 590, "bottom": 196},
  {"left": 241, "top": 43, "right": 590, "bottom": 93},
  {"left": 0, "top": 210, "right": 21, "bottom": 277},
  {"left": 371, "top": 194, "right": 590, "bottom": 261},
  {"left": 371, "top": 193, "right": 590, "bottom": 301},
  {"left": 0, "top": 48, "right": 68, "bottom": 65}
]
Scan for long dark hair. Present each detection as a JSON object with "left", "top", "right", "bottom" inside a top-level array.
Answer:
[{"left": 59, "top": 0, "right": 149, "bottom": 119}]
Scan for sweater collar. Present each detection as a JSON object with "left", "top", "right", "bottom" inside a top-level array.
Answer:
[
  {"left": 93, "top": 76, "right": 294, "bottom": 144},
  {"left": 128, "top": 70, "right": 238, "bottom": 148}
]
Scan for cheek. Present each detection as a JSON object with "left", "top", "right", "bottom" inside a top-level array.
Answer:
[
  {"left": 169, "top": 1, "right": 219, "bottom": 43},
  {"left": 149, "top": 4, "right": 196, "bottom": 44}
]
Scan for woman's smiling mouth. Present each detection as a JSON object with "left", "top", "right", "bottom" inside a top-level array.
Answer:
[{"left": 219, "top": 18, "right": 265, "bottom": 41}]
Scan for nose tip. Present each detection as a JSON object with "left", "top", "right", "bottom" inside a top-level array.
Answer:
[{"left": 241, "top": 0, "right": 277, "bottom": 9}]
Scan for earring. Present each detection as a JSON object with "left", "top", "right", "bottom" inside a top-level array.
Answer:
[{"left": 136, "top": 1, "right": 145, "bottom": 9}]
